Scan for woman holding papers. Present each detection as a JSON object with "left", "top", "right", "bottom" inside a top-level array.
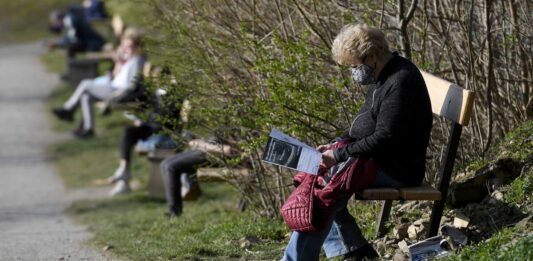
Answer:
[{"left": 282, "top": 24, "right": 432, "bottom": 261}]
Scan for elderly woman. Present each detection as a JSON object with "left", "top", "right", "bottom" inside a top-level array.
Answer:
[{"left": 282, "top": 24, "right": 432, "bottom": 260}]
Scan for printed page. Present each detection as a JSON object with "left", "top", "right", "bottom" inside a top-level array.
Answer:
[{"left": 262, "top": 129, "right": 321, "bottom": 175}]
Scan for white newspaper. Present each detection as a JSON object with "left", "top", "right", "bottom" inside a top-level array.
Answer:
[{"left": 262, "top": 128, "right": 322, "bottom": 175}]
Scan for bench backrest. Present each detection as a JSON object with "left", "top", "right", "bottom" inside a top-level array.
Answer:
[
  {"left": 143, "top": 61, "right": 152, "bottom": 78},
  {"left": 111, "top": 15, "right": 125, "bottom": 39},
  {"left": 420, "top": 70, "right": 475, "bottom": 237},
  {"left": 421, "top": 71, "right": 475, "bottom": 126}
]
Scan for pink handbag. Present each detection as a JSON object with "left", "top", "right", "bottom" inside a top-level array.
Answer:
[
  {"left": 280, "top": 139, "right": 377, "bottom": 233},
  {"left": 280, "top": 172, "right": 326, "bottom": 232}
]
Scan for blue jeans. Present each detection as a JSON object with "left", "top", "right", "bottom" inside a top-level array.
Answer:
[{"left": 281, "top": 169, "right": 404, "bottom": 261}]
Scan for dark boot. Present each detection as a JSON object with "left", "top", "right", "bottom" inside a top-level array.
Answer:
[
  {"left": 72, "top": 128, "right": 94, "bottom": 139},
  {"left": 343, "top": 244, "right": 380, "bottom": 261},
  {"left": 52, "top": 108, "right": 74, "bottom": 122}
]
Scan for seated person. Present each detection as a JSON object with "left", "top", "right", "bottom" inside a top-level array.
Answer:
[
  {"left": 281, "top": 24, "right": 432, "bottom": 261},
  {"left": 108, "top": 88, "right": 183, "bottom": 195},
  {"left": 160, "top": 135, "right": 236, "bottom": 217},
  {"left": 51, "top": 29, "right": 145, "bottom": 138},
  {"left": 82, "top": 0, "right": 108, "bottom": 21},
  {"left": 48, "top": 5, "right": 105, "bottom": 58}
]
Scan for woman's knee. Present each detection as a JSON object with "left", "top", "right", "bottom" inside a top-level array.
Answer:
[{"left": 78, "top": 79, "right": 92, "bottom": 89}]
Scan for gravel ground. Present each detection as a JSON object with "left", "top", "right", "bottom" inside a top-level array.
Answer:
[{"left": 0, "top": 42, "right": 119, "bottom": 261}]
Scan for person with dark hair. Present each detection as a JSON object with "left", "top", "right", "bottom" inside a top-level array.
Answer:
[
  {"left": 108, "top": 87, "right": 182, "bottom": 196},
  {"left": 48, "top": 5, "right": 105, "bottom": 58}
]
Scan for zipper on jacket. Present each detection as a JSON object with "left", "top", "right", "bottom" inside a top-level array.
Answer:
[{"left": 349, "top": 88, "right": 377, "bottom": 135}]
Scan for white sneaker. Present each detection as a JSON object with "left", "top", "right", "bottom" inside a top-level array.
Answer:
[
  {"left": 109, "top": 180, "right": 131, "bottom": 196},
  {"left": 181, "top": 173, "right": 201, "bottom": 201},
  {"left": 180, "top": 173, "right": 191, "bottom": 198},
  {"left": 107, "top": 167, "right": 130, "bottom": 184}
]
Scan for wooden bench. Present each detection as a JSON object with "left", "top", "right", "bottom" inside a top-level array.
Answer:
[
  {"left": 145, "top": 148, "right": 175, "bottom": 199},
  {"left": 360, "top": 71, "right": 475, "bottom": 239}
]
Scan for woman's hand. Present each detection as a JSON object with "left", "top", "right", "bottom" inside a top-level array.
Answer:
[
  {"left": 321, "top": 149, "right": 337, "bottom": 168},
  {"left": 316, "top": 144, "right": 329, "bottom": 152}
]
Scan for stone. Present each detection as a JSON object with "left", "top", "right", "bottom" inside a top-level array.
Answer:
[
  {"left": 453, "top": 213, "right": 470, "bottom": 228},
  {"left": 239, "top": 236, "right": 261, "bottom": 249},
  {"left": 397, "top": 239, "right": 410, "bottom": 253},
  {"left": 408, "top": 224, "right": 420, "bottom": 239},
  {"left": 393, "top": 223, "right": 410, "bottom": 240},
  {"left": 393, "top": 250, "right": 408, "bottom": 261},
  {"left": 376, "top": 241, "right": 387, "bottom": 254},
  {"left": 491, "top": 190, "right": 504, "bottom": 200},
  {"left": 102, "top": 245, "right": 113, "bottom": 251},
  {"left": 515, "top": 215, "right": 533, "bottom": 230},
  {"left": 449, "top": 157, "right": 522, "bottom": 207}
]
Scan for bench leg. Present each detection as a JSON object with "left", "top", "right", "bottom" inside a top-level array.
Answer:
[
  {"left": 375, "top": 200, "right": 392, "bottom": 238},
  {"left": 427, "top": 200, "right": 445, "bottom": 238}
]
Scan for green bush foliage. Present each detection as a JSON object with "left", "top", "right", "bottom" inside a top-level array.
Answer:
[{"left": 137, "top": 0, "right": 533, "bottom": 217}]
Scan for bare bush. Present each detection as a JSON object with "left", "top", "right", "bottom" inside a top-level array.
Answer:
[{"left": 146, "top": 0, "right": 533, "bottom": 217}]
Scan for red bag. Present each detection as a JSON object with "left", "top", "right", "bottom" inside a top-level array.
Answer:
[
  {"left": 280, "top": 172, "right": 319, "bottom": 232},
  {"left": 280, "top": 139, "right": 377, "bottom": 233}
]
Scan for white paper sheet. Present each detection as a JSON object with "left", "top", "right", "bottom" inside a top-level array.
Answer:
[{"left": 262, "top": 128, "right": 321, "bottom": 175}]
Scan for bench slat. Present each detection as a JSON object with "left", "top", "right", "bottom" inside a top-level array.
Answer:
[
  {"left": 361, "top": 188, "right": 400, "bottom": 200},
  {"left": 197, "top": 167, "right": 250, "bottom": 182},
  {"left": 399, "top": 185, "right": 441, "bottom": 200}
]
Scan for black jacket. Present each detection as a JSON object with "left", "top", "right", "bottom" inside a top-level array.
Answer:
[{"left": 333, "top": 53, "right": 432, "bottom": 186}]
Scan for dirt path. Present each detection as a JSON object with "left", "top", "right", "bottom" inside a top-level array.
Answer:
[{"left": 0, "top": 43, "right": 116, "bottom": 260}]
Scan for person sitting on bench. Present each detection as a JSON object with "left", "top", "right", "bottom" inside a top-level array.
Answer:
[
  {"left": 48, "top": 5, "right": 105, "bottom": 58},
  {"left": 160, "top": 135, "right": 236, "bottom": 218},
  {"left": 108, "top": 88, "right": 182, "bottom": 195},
  {"left": 281, "top": 23, "right": 433, "bottom": 261},
  {"left": 52, "top": 28, "right": 145, "bottom": 138},
  {"left": 82, "top": 0, "right": 108, "bottom": 22}
]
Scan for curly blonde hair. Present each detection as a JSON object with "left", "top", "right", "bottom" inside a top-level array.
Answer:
[{"left": 331, "top": 24, "right": 390, "bottom": 65}]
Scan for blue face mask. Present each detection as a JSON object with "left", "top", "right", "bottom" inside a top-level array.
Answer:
[{"left": 351, "top": 64, "right": 375, "bottom": 85}]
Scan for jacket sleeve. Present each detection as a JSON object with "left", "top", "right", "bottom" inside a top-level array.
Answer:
[
  {"left": 124, "top": 57, "right": 144, "bottom": 91},
  {"left": 334, "top": 79, "right": 416, "bottom": 162}
]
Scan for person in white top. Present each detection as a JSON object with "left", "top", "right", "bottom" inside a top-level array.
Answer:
[{"left": 52, "top": 28, "right": 145, "bottom": 138}]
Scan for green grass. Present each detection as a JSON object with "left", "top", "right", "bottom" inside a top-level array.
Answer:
[
  {"left": 0, "top": 0, "right": 73, "bottom": 44},
  {"left": 46, "top": 82, "right": 151, "bottom": 189},
  {"left": 40, "top": 49, "right": 67, "bottom": 74},
  {"left": 444, "top": 228, "right": 533, "bottom": 261},
  {"left": 69, "top": 185, "right": 289, "bottom": 260}
]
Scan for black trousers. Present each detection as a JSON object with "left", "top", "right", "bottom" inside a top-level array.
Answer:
[
  {"left": 119, "top": 125, "right": 154, "bottom": 161},
  {"left": 67, "top": 42, "right": 87, "bottom": 58},
  {"left": 160, "top": 150, "right": 207, "bottom": 215}
]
